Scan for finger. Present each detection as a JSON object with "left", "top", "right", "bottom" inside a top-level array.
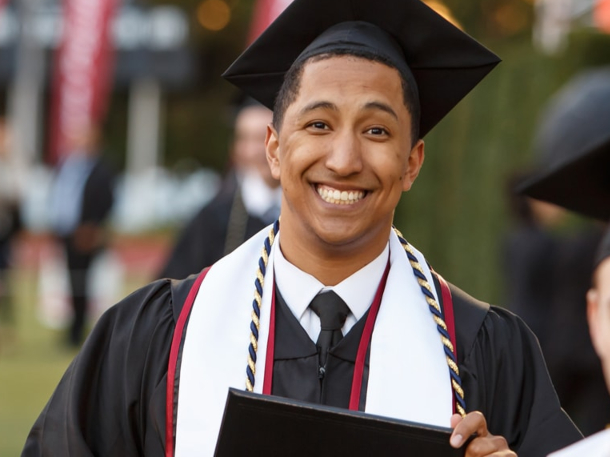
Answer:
[
  {"left": 465, "top": 435, "right": 512, "bottom": 457},
  {"left": 450, "top": 411, "right": 487, "bottom": 448},
  {"left": 450, "top": 414, "right": 463, "bottom": 429}
]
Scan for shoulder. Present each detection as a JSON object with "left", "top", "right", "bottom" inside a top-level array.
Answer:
[
  {"left": 70, "top": 277, "right": 199, "bottom": 392},
  {"left": 442, "top": 281, "right": 488, "bottom": 361},
  {"left": 448, "top": 282, "right": 490, "bottom": 327},
  {"left": 441, "top": 279, "right": 534, "bottom": 362},
  {"left": 102, "top": 275, "right": 199, "bottom": 326},
  {"left": 96, "top": 279, "right": 176, "bottom": 339},
  {"left": 168, "top": 274, "right": 200, "bottom": 321}
]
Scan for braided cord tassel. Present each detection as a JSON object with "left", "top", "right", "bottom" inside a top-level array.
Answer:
[
  {"left": 246, "top": 219, "right": 280, "bottom": 392},
  {"left": 393, "top": 227, "right": 467, "bottom": 417}
]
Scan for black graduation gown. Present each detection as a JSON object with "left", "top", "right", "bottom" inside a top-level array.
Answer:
[
  {"left": 22, "top": 275, "right": 583, "bottom": 456},
  {"left": 158, "top": 172, "right": 269, "bottom": 280}
]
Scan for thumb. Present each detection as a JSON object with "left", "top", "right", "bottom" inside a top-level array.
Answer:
[{"left": 450, "top": 413, "right": 463, "bottom": 429}]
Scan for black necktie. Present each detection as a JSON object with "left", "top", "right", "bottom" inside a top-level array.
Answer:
[{"left": 309, "top": 291, "right": 350, "bottom": 368}]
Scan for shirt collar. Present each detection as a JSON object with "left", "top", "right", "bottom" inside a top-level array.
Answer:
[
  {"left": 239, "top": 170, "right": 282, "bottom": 219},
  {"left": 274, "top": 234, "right": 390, "bottom": 322}
]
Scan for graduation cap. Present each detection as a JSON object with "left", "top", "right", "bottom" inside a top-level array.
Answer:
[
  {"left": 518, "top": 68, "right": 610, "bottom": 221},
  {"left": 223, "top": 0, "right": 500, "bottom": 137}
]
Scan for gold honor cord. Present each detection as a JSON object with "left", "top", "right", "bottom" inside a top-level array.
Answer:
[
  {"left": 393, "top": 227, "right": 466, "bottom": 417},
  {"left": 245, "top": 221, "right": 278, "bottom": 392}
]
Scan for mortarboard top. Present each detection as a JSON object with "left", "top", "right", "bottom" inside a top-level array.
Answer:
[
  {"left": 222, "top": 0, "right": 500, "bottom": 138},
  {"left": 518, "top": 68, "right": 610, "bottom": 221}
]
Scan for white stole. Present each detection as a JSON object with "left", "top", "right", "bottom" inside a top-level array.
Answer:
[{"left": 175, "top": 227, "right": 452, "bottom": 456}]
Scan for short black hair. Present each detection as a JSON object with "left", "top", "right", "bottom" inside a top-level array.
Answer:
[{"left": 272, "top": 49, "right": 421, "bottom": 145}]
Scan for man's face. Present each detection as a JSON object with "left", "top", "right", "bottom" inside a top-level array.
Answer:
[
  {"left": 587, "top": 257, "right": 610, "bottom": 393},
  {"left": 266, "top": 56, "right": 424, "bottom": 254},
  {"left": 233, "top": 105, "right": 277, "bottom": 187}
]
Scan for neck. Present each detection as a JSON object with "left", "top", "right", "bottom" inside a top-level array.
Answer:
[{"left": 278, "top": 219, "right": 391, "bottom": 286}]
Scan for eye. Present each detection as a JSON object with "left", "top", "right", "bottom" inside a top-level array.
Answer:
[
  {"left": 307, "top": 121, "right": 329, "bottom": 130},
  {"left": 366, "top": 127, "right": 389, "bottom": 136}
]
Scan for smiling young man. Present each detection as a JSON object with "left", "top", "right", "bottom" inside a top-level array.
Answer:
[
  {"left": 24, "top": 1, "right": 582, "bottom": 456},
  {"left": 267, "top": 55, "right": 423, "bottom": 284}
]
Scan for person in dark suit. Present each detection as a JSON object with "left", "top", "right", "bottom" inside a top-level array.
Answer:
[
  {"left": 0, "top": 116, "right": 21, "bottom": 328},
  {"left": 49, "top": 125, "right": 115, "bottom": 346},
  {"left": 158, "top": 99, "right": 280, "bottom": 279},
  {"left": 503, "top": 186, "right": 609, "bottom": 435}
]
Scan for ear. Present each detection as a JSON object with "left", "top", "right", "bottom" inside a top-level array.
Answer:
[
  {"left": 265, "top": 124, "right": 281, "bottom": 180},
  {"left": 587, "top": 288, "right": 602, "bottom": 357},
  {"left": 402, "top": 139, "right": 425, "bottom": 192}
]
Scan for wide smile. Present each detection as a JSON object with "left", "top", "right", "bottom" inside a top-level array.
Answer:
[{"left": 315, "top": 184, "right": 367, "bottom": 205}]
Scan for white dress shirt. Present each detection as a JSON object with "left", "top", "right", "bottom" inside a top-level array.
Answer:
[
  {"left": 49, "top": 154, "right": 96, "bottom": 236},
  {"left": 548, "top": 429, "right": 610, "bottom": 457},
  {"left": 274, "top": 241, "right": 390, "bottom": 342},
  {"left": 239, "top": 171, "right": 282, "bottom": 223}
]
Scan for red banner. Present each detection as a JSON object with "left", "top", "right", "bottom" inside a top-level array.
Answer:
[
  {"left": 247, "top": 0, "right": 293, "bottom": 45},
  {"left": 0, "top": 0, "right": 7, "bottom": 12},
  {"left": 48, "top": 0, "right": 117, "bottom": 163}
]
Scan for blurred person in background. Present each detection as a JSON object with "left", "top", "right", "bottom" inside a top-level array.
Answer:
[
  {"left": 504, "top": 179, "right": 608, "bottom": 434},
  {"left": 546, "top": 228, "right": 610, "bottom": 454},
  {"left": 503, "top": 175, "right": 565, "bottom": 347},
  {"left": 516, "top": 66, "right": 610, "bottom": 448},
  {"left": 544, "top": 218, "right": 607, "bottom": 435},
  {"left": 158, "top": 97, "right": 280, "bottom": 279},
  {"left": 556, "top": 228, "right": 610, "bottom": 454},
  {"left": 0, "top": 116, "right": 22, "bottom": 332},
  {"left": 49, "top": 124, "right": 115, "bottom": 347}
]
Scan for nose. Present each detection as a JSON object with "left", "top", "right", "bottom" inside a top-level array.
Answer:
[{"left": 325, "top": 130, "right": 363, "bottom": 176}]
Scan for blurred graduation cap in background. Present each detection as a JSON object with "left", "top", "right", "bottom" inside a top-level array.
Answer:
[{"left": 518, "top": 67, "right": 610, "bottom": 221}]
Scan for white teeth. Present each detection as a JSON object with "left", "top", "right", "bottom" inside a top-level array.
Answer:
[{"left": 317, "top": 186, "right": 365, "bottom": 205}]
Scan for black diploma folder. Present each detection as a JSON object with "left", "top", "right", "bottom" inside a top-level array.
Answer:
[{"left": 214, "top": 388, "right": 465, "bottom": 456}]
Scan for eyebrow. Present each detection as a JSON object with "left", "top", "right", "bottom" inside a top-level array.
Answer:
[
  {"left": 298, "top": 101, "right": 338, "bottom": 117},
  {"left": 362, "top": 101, "right": 398, "bottom": 121}
]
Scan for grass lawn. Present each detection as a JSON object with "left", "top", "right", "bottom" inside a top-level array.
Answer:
[{"left": 0, "top": 268, "right": 148, "bottom": 456}]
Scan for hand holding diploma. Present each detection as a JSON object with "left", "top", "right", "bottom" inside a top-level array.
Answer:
[{"left": 451, "top": 412, "right": 517, "bottom": 457}]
